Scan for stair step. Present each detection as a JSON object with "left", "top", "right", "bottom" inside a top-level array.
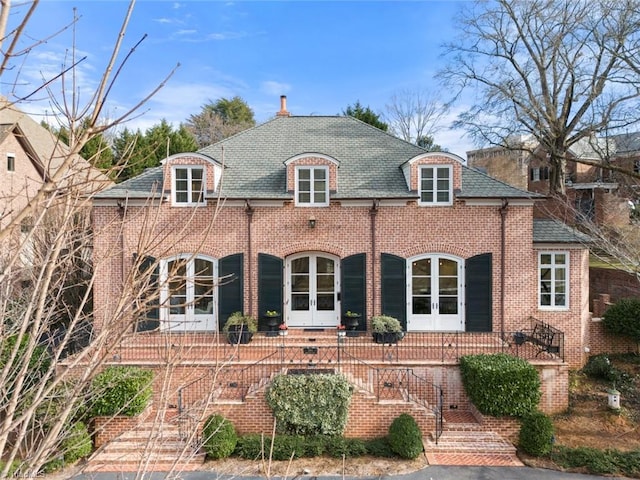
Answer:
[{"left": 425, "top": 431, "right": 516, "bottom": 454}]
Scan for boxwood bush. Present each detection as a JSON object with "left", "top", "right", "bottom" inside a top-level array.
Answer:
[
  {"left": 518, "top": 410, "right": 554, "bottom": 456},
  {"left": 266, "top": 373, "right": 352, "bottom": 435},
  {"left": 460, "top": 353, "right": 541, "bottom": 417},
  {"left": 388, "top": 413, "right": 423, "bottom": 459},
  {"left": 551, "top": 446, "right": 640, "bottom": 476},
  {"left": 90, "top": 366, "right": 153, "bottom": 417},
  {"left": 234, "top": 434, "right": 369, "bottom": 460},
  {"left": 202, "top": 414, "right": 237, "bottom": 459},
  {"left": 602, "top": 298, "right": 640, "bottom": 343}
]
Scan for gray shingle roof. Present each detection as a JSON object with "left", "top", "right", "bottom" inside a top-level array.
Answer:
[
  {"left": 97, "top": 115, "right": 536, "bottom": 200},
  {"left": 612, "top": 132, "right": 640, "bottom": 154},
  {"left": 533, "top": 219, "right": 591, "bottom": 244}
]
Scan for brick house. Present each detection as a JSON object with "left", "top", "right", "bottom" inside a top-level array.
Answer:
[
  {"left": 91, "top": 98, "right": 590, "bottom": 455},
  {"left": 467, "top": 136, "right": 629, "bottom": 227}
]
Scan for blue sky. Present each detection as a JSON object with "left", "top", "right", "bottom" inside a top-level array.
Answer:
[{"left": 9, "top": 1, "right": 475, "bottom": 155}]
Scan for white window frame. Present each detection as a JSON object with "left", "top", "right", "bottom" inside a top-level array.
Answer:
[
  {"left": 418, "top": 165, "right": 452, "bottom": 206},
  {"left": 7, "top": 153, "right": 15, "bottom": 172},
  {"left": 538, "top": 251, "right": 569, "bottom": 310},
  {"left": 171, "top": 166, "right": 206, "bottom": 206},
  {"left": 159, "top": 254, "right": 218, "bottom": 331},
  {"left": 295, "top": 166, "right": 329, "bottom": 207}
]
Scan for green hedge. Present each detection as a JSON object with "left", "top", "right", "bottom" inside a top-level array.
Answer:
[
  {"left": 388, "top": 414, "right": 423, "bottom": 459},
  {"left": 460, "top": 353, "right": 541, "bottom": 417},
  {"left": 42, "top": 422, "right": 92, "bottom": 473},
  {"left": 202, "top": 414, "right": 237, "bottom": 459},
  {"left": 518, "top": 411, "right": 554, "bottom": 456},
  {"left": 234, "top": 434, "right": 376, "bottom": 460},
  {"left": 90, "top": 366, "right": 153, "bottom": 417},
  {"left": 602, "top": 298, "right": 640, "bottom": 342},
  {"left": 266, "top": 373, "right": 352, "bottom": 435}
]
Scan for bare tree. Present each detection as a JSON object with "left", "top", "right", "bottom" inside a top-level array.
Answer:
[
  {"left": 384, "top": 88, "right": 448, "bottom": 149},
  {"left": 440, "top": 0, "right": 640, "bottom": 194}
]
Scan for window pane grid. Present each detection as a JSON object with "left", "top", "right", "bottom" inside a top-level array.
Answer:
[
  {"left": 174, "top": 167, "right": 205, "bottom": 205},
  {"left": 420, "top": 166, "right": 451, "bottom": 205},
  {"left": 297, "top": 166, "right": 328, "bottom": 206},
  {"left": 538, "top": 252, "right": 568, "bottom": 308}
]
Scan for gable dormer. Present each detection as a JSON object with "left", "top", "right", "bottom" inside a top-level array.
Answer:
[
  {"left": 284, "top": 153, "right": 339, "bottom": 207},
  {"left": 402, "top": 152, "right": 464, "bottom": 206},
  {"left": 162, "top": 153, "right": 222, "bottom": 206}
]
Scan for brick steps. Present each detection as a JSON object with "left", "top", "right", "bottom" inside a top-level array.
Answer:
[
  {"left": 424, "top": 411, "right": 523, "bottom": 466},
  {"left": 84, "top": 421, "right": 205, "bottom": 473}
]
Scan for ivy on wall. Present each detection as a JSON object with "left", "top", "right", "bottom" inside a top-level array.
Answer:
[{"left": 266, "top": 373, "right": 353, "bottom": 435}]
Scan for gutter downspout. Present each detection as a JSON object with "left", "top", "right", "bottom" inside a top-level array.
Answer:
[
  {"left": 245, "top": 200, "right": 254, "bottom": 316},
  {"left": 499, "top": 198, "right": 509, "bottom": 338},
  {"left": 370, "top": 199, "right": 379, "bottom": 317}
]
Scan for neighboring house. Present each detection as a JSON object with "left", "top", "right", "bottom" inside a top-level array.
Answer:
[
  {"left": 0, "top": 98, "right": 111, "bottom": 288},
  {"left": 467, "top": 136, "right": 629, "bottom": 227},
  {"left": 91, "top": 97, "right": 591, "bottom": 449}
]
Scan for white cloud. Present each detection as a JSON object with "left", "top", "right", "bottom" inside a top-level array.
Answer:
[{"left": 261, "top": 81, "right": 291, "bottom": 96}]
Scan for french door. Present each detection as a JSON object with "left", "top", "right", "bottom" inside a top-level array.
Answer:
[
  {"left": 407, "top": 255, "right": 463, "bottom": 331},
  {"left": 286, "top": 253, "right": 340, "bottom": 327}
]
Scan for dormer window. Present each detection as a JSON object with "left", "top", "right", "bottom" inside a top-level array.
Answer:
[
  {"left": 7, "top": 153, "right": 15, "bottom": 172},
  {"left": 296, "top": 166, "right": 329, "bottom": 206},
  {"left": 419, "top": 165, "right": 452, "bottom": 206},
  {"left": 172, "top": 166, "right": 205, "bottom": 206}
]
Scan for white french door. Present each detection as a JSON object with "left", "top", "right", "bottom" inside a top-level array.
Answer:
[
  {"left": 286, "top": 253, "right": 340, "bottom": 327},
  {"left": 407, "top": 255, "right": 463, "bottom": 331}
]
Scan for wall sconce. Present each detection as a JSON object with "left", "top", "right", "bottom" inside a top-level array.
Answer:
[{"left": 308, "top": 217, "right": 316, "bottom": 228}]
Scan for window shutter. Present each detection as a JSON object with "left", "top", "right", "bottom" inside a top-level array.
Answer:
[
  {"left": 341, "top": 254, "right": 366, "bottom": 331},
  {"left": 219, "top": 253, "right": 244, "bottom": 330},
  {"left": 381, "top": 253, "right": 406, "bottom": 330},
  {"left": 136, "top": 255, "right": 159, "bottom": 332},
  {"left": 465, "top": 253, "right": 492, "bottom": 332},
  {"left": 258, "top": 253, "right": 283, "bottom": 331}
]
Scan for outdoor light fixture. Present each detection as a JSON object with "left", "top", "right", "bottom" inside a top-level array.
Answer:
[{"left": 308, "top": 217, "right": 316, "bottom": 228}]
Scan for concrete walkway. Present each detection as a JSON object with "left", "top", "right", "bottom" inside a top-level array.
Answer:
[{"left": 71, "top": 466, "right": 631, "bottom": 480}]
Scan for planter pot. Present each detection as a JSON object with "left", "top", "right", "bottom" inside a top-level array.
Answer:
[
  {"left": 343, "top": 316, "right": 360, "bottom": 330},
  {"left": 226, "top": 325, "right": 254, "bottom": 344},
  {"left": 338, "top": 331, "right": 346, "bottom": 337},
  {"left": 372, "top": 332, "right": 404, "bottom": 344},
  {"left": 279, "top": 330, "right": 288, "bottom": 336}
]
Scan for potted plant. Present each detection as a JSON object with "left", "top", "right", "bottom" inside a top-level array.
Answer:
[
  {"left": 342, "top": 310, "right": 361, "bottom": 332},
  {"left": 264, "top": 310, "right": 281, "bottom": 336},
  {"left": 337, "top": 324, "right": 346, "bottom": 337},
  {"left": 223, "top": 312, "right": 257, "bottom": 344},
  {"left": 371, "top": 315, "right": 404, "bottom": 344},
  {"left": 278, "top": 323, "right": 288, "bottom": 336}
]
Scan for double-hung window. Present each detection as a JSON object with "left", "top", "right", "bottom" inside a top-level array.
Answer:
[
  {"left": 296, "top": 166, "right": 328, "bottom": 206},
  {"left": 173, "top": 166, "right": 205, "bottom": 205},
  {"left": 419, "top": 165, "right": 452, "bottom": 206},
  {"left": 538, "top": 252, "right": 568, "bottom": 309}
]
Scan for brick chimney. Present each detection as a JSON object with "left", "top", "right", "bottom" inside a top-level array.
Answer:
[{"left": 276, "top": 95, "right": 290, "bottom": 117}]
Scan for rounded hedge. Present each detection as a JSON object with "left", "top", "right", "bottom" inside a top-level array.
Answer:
[
  {"left": 90, "top": 366, "right": 153, "bottom": 417},
  {"left": 519, "top": 410, "right": 554, "bottom": 457},
  {"left": 602, "top": 298, "right": 640, "bottom": 342},
  {"left": 388, "top": 413, "right": 423, "bottom": 459},
  {"left": 202, "top": 414, "right": 237, "bottom": 459}
]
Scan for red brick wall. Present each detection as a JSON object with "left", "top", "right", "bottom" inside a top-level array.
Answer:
[
  {"left": 588, "top": 318, "right": 637, "bottom": 356},
  {"left": 590, "top": 267, "right": 640, "bottom": 307}
]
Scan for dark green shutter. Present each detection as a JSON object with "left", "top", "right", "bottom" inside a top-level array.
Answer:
[
  {"left": 465, "top": 253, "right": 492, "bottom": 332},
  {"left": 137, "top": 255, "right": 159, "bottom": 332},
  {"left": 381, "top": 253, "right": 406, "bottom": 330},
  {"left": 341, "top": 253, "right": 366, "bottom": 331},
  {"left": 258, "top": 253, "right": 283, "bottom": 332},
  {"left": 219, "top": 253, "right": 244, "bottom": 330}
]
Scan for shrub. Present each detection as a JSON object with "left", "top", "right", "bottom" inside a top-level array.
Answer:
[
  {"left": 551, "top": 446, "right": 625, "bottom": 475},
  {"left": 90, "top": 366, "right": 153, "bottom": 417},
  {"left": 0, "top": 334, "right": 51, "bottom": 397},
  {"left": 371, "top": 315, "right": 402, "bottom": 333},
  {"left": 518, "top": 411, "right": 554, "bottom": 456},
  {"left": 202, "top": 414, "right": 237, "bottom": 459},
  {"left": 266, "top": 373, "right": 352, "bottom": 435},
  {"left": 364, "top": 437, "right": 397, "bottom": 458},
  {"left": 42, "top": 422, "right": 92, "bottom": 473},
  {"left": 223, "top": 311, "right": 258, "bottom": 333},
  {"left": 387, "top": 414, "right": 423, "bottom": 459},
  {"left": 234, "top": 434, "right": 305, "bottom": 461},
  {"left": 602, "top": 298, "right": 640, "bottom": 342},
  {"left": 324, "top": 436, "right": 367, "bottom": 458},
  {"left": 582, "top": 354, "right": 618, "bottom": 382},
  {"left": 460, "top": 353, "right": 541, "bottom": 417}
]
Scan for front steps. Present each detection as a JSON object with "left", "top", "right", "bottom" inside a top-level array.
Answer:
[
  {"left": 84, "top": 420, "right": 205, "bottom": 473},
  {"left": 424, "top": 411, "right": 523, "bottom": 466}
]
